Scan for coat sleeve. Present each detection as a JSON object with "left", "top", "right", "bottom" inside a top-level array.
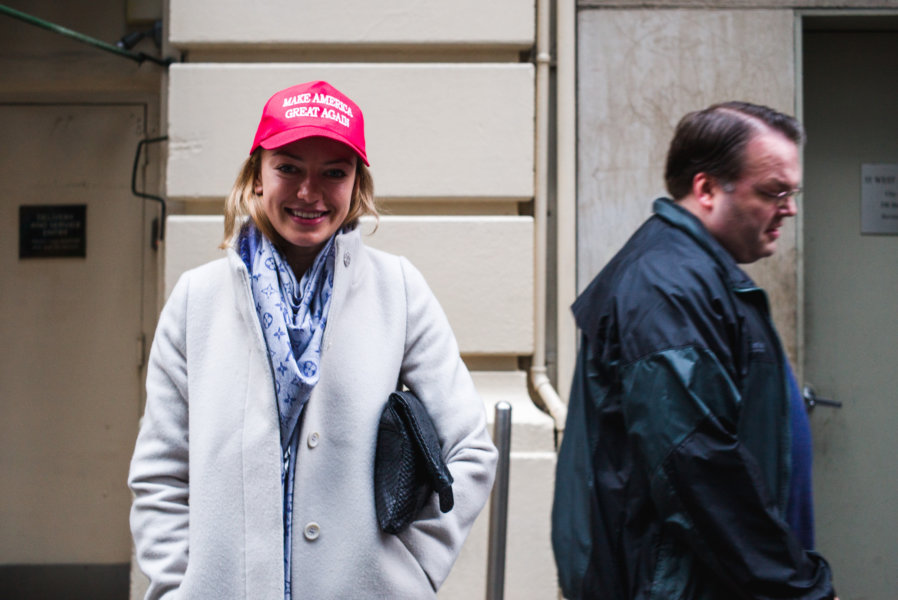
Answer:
[
  {"left": 128, "top": 275, "right": 191, "bottom": 600},
  {"left": 621, "top": 344, "right": 835, "bottom": 599},
  {"left": 394, "top": 257, "right": 498, "bottom": 591},
  {"left": 551, "top": 340, "right": 600, "bottom": 599}
]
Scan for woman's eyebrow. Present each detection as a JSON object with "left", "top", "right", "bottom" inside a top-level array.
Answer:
[
  {"left": 272, "top": 149, "right": 302, "bottom": 160},
  {"left": 272, "top": 149, "right": 354, "bottom": 165}
]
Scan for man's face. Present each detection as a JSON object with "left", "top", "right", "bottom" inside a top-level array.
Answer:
[{"left": 706, "top": 129, "right": 801, "bottom": 264}]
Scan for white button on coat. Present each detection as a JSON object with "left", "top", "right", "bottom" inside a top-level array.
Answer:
[
  {"left": 308, "top": 432, "right": 320, "bottom": 448},
  {"left": 304, "top": 522, "right": 320, "bottom": 541}
]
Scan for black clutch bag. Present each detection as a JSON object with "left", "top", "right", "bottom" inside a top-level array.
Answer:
[{"left": 374, "top": 390, "right": 454, "bottom": 534}]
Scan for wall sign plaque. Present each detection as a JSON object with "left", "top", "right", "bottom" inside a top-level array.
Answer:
[
  {"left": 861, "top": 164, "right": 898, "bottom": 235},
  {"left": 19, "top": 204, "right": 87, "bottom": 258}
]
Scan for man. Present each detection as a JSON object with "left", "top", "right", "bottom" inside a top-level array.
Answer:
[{"left": 552, "top": 102, "right": 836, "bottom": 599}]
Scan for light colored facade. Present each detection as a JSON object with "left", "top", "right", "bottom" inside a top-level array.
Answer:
[
  {"left": 157, "top": 1, "right": 559, "bottom": 598},
  {"left": 2, "top": 0, "right": 897, "bottom": 598},
  {"left": 575, "top": 6, "right": 898, "bottom": 600}
]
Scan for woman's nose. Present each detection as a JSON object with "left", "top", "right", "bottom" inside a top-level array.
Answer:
[{"left": 297, "top": 175, "right": 321, "bottom": 202}]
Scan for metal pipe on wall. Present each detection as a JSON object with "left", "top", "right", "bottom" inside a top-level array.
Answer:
[
  {"left": 486, "top": 402, "right": 512, "bottom": 600},
  {"left": 530, "top": 0, "right": 568, "bottom": 430},
  {"left": 554, "top": 0, "right": 579, "bottom": 410}
]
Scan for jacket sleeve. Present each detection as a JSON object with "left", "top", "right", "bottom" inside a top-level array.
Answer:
[
  {"left": 621, "top": 345, "right": 835, "bottom": 599},
  {"left": 394, "top": 257, "right": 499, "bottom": 591},
  {"left": 128, "top": 275, "right": 191, "bottom": 600},
  {"left": 551, "top": 341, "right": 600, "bottom": 599}
]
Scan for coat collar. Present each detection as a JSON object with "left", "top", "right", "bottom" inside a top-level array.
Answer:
[
  {"left": 333, "top": 225, "right": 365, "bottom": 287},
  {"left": 652, "top": 197, "right": 757, "bottom": 291},
  {"left": 223, "top": 224, "right": 365, "bottom": 348}
]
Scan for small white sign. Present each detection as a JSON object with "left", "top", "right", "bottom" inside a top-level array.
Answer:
[{"left": 861, "top": 163, "right": 898, "bottom": 235}]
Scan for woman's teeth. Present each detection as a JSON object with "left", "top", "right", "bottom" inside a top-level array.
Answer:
[{"left": 287, "top": 208, "right": 324, "bottom": 219}]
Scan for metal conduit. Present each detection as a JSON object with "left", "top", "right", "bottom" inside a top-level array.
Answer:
[
  {"left": 130, "top": 137, "right": 169, "bottom": 249},
  {"left": 0, "top": 4, "right": 173, "bottom": 66},
  {"left": 486, "top": 402, "right": 512, "bottom": 600}
]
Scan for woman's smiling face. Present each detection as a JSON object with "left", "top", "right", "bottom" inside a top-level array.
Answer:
[{"left": 255, "top": 136, "right": 358, "bottom": 273}]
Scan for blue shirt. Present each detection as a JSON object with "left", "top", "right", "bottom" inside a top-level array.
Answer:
[{"left": 785, "top": 365, "right": 815, "bottom": 550}]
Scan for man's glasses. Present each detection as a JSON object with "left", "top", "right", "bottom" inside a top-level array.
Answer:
[
  {"left": 722, "top": 181, "right": 801, "bottom": 205},
  {"left": 753, "top": 186, "right": 802, "bottom": 202}
]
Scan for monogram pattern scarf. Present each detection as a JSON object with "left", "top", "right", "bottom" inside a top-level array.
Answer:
[
  {"left": 238, "top": 222, "right": 338, "bottom": 598},
  {"left": 237, "top": 222, "right": 336, "bottom": 447}
]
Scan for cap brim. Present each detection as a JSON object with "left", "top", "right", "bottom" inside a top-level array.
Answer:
[{"left": 257, "top": 125, "right": 369, "bottom": 166}]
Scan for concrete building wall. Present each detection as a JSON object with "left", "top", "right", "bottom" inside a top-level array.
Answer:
[
  {"left": 168, "top": 0, "right": 534, "bottom": 48},
  {"left": 578, "top": 6, "right": 799, "bottom": 359},
  {"left": 576, "top": 4, "right": 898, "bottom": 367},
  {"left": 166, "top": 64, "right": 534, "bottom": 204},
  {"left": 155, "top": 1, "right": 558, "bottom": 599},
  {"left": 0, "top": 1, "right": 163, "bottom": 596},
  {"left": 5, "top": 0, "right": 896, "bottom": 598}
]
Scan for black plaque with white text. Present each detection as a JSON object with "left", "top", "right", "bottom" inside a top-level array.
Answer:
[{"left": 19, "top": 205, "right": 87, "bottom": 258}]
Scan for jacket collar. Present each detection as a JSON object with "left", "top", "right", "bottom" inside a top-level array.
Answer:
[
  {"left": 227, "top": 222, "right": 365, "bottom": 282},
  {"left": 333, "top": 225, "right": 364, "bottom": 287},
  {"left": 653, "top": 197, "right": 757, "bottom": 291},
  {"left": 226, "top": 223, "right": 366, "bottom": 321}
]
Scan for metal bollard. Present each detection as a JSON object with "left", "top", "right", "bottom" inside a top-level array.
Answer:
[{"left": 486, "top": 401, "right": 512, "bottom": 600}]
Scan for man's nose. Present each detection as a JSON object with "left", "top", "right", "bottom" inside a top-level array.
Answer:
[{"left": 782, "top": 194, "right": 798, "bottom": 217}]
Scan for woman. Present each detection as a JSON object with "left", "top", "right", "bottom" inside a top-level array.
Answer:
[{"left": 128, "top": 80, "right": 497, "bottom": 599}]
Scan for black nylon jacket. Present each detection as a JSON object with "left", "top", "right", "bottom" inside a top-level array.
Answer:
[{"left": 551, "top": 198, "right": 834, "bottom": 599}]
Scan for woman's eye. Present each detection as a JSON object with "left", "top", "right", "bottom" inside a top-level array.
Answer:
[
  {"left": 324, "top": 168, "right": 348, "bottom": 179},
  {"left": 276, "top": 164, "right": 299, "bottom": 174}
]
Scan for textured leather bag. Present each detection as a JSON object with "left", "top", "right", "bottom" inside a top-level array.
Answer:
[{"left": 374, "top": 390, "right": 454, "bottom": 534}]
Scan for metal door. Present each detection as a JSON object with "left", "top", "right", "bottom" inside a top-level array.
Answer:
[
  {"left": 802, "top": 20, "right": 898, "bottom": 599},
  {"left": 0, "top": 104, "right": 146, "bottom": 580}
]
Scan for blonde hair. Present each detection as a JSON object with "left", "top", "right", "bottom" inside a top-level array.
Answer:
[{"left": 221, "top": 147, "right": 378, "bottom": 249}]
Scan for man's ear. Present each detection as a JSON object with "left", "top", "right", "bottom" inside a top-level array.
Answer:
[{"left": 692, "top": 172, "right": 717, "bottom": 211}]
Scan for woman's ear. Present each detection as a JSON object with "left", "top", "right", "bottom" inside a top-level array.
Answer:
[{"left": 253, "top": 178, "right": 263, "bottom": 196}]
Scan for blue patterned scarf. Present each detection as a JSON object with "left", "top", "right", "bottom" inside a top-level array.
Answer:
[
  {"left": 238, "top": 222, "right": 336, "bottom": 598},
  {"left": 237, "top": 222, "right": 336, "bottom": 447}
]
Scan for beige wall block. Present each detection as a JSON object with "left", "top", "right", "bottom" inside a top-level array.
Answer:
[
  {"left": 169, "top": 0, "right": 534, "bottom": 47},
  {"left": 167, "top": 64, "right": 534, "bottom": 202},
  {"left": 164, "top": 215, "right": 534, "bottom": 356},
  {"left": 472, "top": 371, "right": 555, "bottom": 453},
  {"left": 363, "top": 216, "right": 534, "bottom": 356},
  {"left": 576, "top": 8, "right": 799, "bottom": 358},
  {"left": 442, "top": 371, "right": 556, "bottom": 600},
  {"left": 579, "top": 0, "right": 898, "bottom": 7},
  {"left": 443, "top": 453, "right": 558, "bottom": 599},
  {"left": 163, "top": 216, "right": 227, "bottom": 297}
]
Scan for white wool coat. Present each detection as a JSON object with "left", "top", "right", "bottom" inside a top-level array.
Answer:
[{"left": 128, "top": 228, "right": 498, "bottom": 599}]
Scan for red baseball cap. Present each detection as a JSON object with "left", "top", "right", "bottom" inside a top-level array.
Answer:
[{"left": 249, "top": 80, "right": 368, "bottom": 165}]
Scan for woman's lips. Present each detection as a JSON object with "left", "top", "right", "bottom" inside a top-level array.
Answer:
[{"left": 286, "top": 207, "right": 326, "bottom": 220}]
